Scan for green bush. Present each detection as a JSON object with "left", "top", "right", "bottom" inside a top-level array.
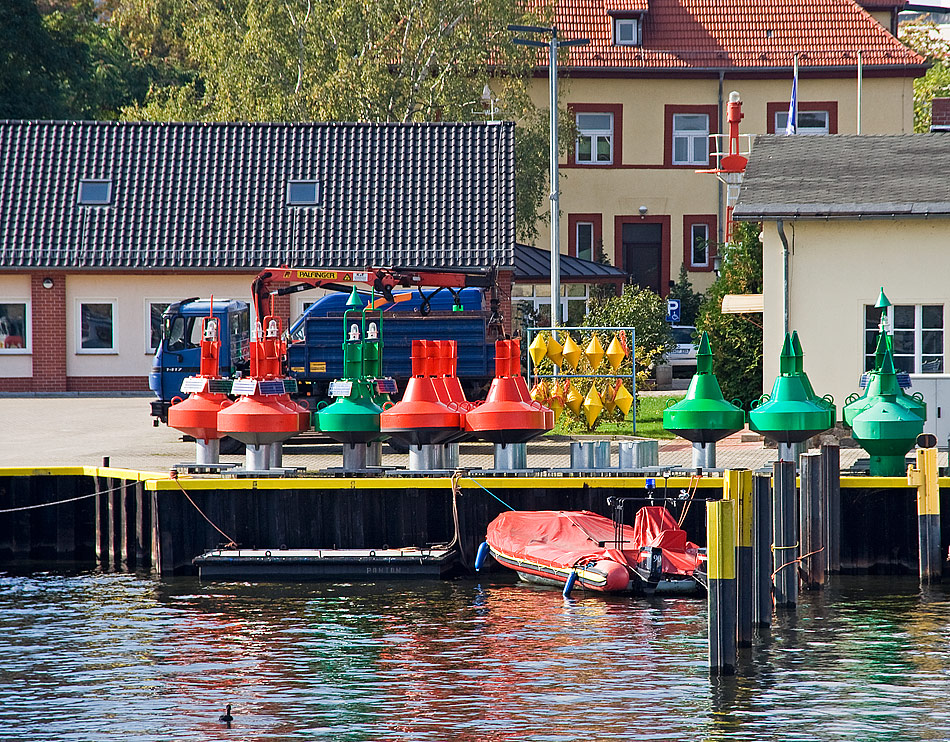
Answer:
[{"left": 696, "top": 221, "right": 763, "bottom": 408}]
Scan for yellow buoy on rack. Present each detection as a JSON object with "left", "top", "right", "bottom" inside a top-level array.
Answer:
[
  {"left": 528, "top": 333, "right": 548, "bottom": 367},
  {"left": 602, "top": 382, "right": 617, "bottom": 414},
  {"left": 529, "top": 380, "right": 549, "bottom": 404},
  {"left": 606, "top": 335, "right": 627, "bottom": 371},
  {"left": 565, "top": 380, "right": 584, "bottom": 415},
  {"left": 614, "top": 382, "right": 635, "bottom": 417},
  {"left": 583, "top": 385, "right": 603, "bottom": 428},
  {"left": 546, "top": 334, "right": 564, "bottom": 367},
  {"left": 549, "top": 382, "right": 566, "bottom": 421},
  {"left": 561, "top": 334, "right": 582, "bottom": 371},
  {"left": 584, "top": 333, "right": 605, "bottom": 371}
]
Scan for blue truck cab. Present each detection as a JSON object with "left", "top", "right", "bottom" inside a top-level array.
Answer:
[{"left": 149, "top": 298, "right": 250, "bottom": 422}]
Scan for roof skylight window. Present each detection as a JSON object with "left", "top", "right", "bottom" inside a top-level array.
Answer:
[
  {"left": 77, "top": 179, "right": 113, "bottom": 206},
  {"left": 287, "top": 180, "right": 320, "bottom": 206}
]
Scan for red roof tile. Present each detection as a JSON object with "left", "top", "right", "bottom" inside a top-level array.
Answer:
[{"left": 543, "top": 0, "right": 924, "bottom": 70}]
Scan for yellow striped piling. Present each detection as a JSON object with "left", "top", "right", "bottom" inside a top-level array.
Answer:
[
  {"left": 907, "top": 444, "right": 941, "bottom": 583},
  {"left": 723, "top": 469, "right": 754, "bottom": 647},
  {"left": 707, "top": 499, "right": 736, "bottom": 675}
]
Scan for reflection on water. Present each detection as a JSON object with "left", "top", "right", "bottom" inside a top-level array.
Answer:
[{"left": 1, "top": 573, "right": 949, "bottom": 741}]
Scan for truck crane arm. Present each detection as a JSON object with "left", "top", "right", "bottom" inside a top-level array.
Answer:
[{"left": 252, "top": 265, "right": 502, "bottom": 333}]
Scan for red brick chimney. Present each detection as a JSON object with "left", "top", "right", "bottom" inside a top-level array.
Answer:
[{"left": 932, "top": 98, "right": 950, "bottom": 128}]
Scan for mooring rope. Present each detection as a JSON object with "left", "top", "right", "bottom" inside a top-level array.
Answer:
[
  {"left": 460, "top": 475, "right": 515, "bottom": 511},
  {"left": 0, "top": 480, "right": 131, "bottom": 514},
  {"left": 172, "top": 478, "right": 238, "bottom": 548}
]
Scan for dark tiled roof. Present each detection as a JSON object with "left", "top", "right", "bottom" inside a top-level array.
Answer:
[
  {"left": 0, "top": 120, "right": 515, "bottom": 270},
  {"left": 732, "top": 134, "right": 950, "bottom": 220},
  {"left": 515, "top": 243, "right": 626, "bottom": 281},
  {"left": 533, "top": 0, "right": 924, "bottom": 71}
]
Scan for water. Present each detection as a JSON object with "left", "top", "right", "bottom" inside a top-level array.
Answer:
[{"left": 2, "top": 573, "right": 950, "bottom": 741}]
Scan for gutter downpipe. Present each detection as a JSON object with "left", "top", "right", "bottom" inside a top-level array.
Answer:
[
  {"left": 777, "top": 220, "right": 790, "bottom": 335},
  {"left": 718, "top": 71, "right": 725, "bottom": 244}
]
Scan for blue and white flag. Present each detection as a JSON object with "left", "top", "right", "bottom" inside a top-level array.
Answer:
[{"left": 785, "top": 56, "right": 798, "bottom": 135}]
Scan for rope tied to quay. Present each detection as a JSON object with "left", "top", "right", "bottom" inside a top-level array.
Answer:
[
  {"left": 172, "top": 478, "right": 238, "bottom": 549},
  {"left": 0, "top": 480, "right": 131, "bottom": 514}
]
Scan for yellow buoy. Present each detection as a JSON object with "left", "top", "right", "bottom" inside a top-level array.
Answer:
[
  {"left": 584, "top": 333, "right": 604, "bottom": 371},
  {"left": 602, "top": 382, "right": 617, "bottom": 414},
  {"left": 529, "top": 380, "right": 549, "bottom": 404},
  {"left": 583, "top": 385, "right": 603, "bottom": 428},
  {"left": 561, "top": 334, "right": 581, "bottom": 371},
  {"left": 546, "top": 334, "right": 564, "bottom": 366},
  {"left": 614, "top": 383, "right": 634, "bottom": 417},
  {"left": 565, "top": 380, "right": 583, "bottom": 415},
  {"left": 605, "top": 335, "right": 627, "bottom": 371},
  {"left": 528, "top": 333, "right": 548, "bottom": 367},
  {"left": 548, "top": 386, "right": 565, "bottom": 421}
]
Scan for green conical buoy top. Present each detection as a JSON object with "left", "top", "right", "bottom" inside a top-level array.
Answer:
[
  {"left": 791, "top": 331, "right": 804, "bottom": 374},
  {"left": 695, "top": 331, "right": 713, "bottom": 374},
  {"left": 662, "top": 331, "right": 745, "bottom": 444},
  {"left": 346, "top": 286, "right": 363, "bottom": 308},
  {"left": 779, "top": 333, "right": 795, "bottom": 374},
  {"left": 874, "top": 330, "right": 892, "bottom": 371},
  {"left": 875, "top": 287, "right": 891, "bottom": 310}
]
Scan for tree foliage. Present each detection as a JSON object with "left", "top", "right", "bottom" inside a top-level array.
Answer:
[
  {"left": 899, "top": 20, "right": 950, "bottom": 132},
  {"left": 113, "top": 0, "right": 557, "bottom": 239},
  {"left": 696, "top": 221, "right": 763, "bottom": 408},
  {"left": 1, "top": 0, "right": 152, "bottom": 119},
  {"left": 583, "top": 284, "right": 674, "bottom": 380}
]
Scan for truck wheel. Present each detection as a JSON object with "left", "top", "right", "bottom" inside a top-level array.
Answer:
[{"left": 219, "top": 436, "right": 245, "bottom": 455}]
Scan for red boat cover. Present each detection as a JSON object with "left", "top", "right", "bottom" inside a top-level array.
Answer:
[
  {"left": 487, "top": 510, "right": 627, "bottom": 569},
  {"left": 632, "top": 506, "right": 701, "bottom": 576},
  {"left": 487, "top": 508, "right": 701, "bottom": 576}
]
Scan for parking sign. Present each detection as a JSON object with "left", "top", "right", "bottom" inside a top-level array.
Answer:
[{"left": 666, "top": 298, "right": 681, "bottom": 323}]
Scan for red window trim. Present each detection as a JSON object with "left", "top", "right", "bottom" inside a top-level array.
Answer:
[
  {"left": 614, "top": 214, "right": 672, "bottom": 297},
  {"left": 568, "top": 213, "right": 603, "bottom": 258},
  {"left": 664, "top": 105, "right": 719, "bottom": 169},
  {"left": 568, "top": 103, "right": 624, "bottom": 168},
  {"left": 683, "top": 214, "right": 718, "bottom": 272},
  {"left": 766, "top": 101, "right": 839, "bottom": 134}
]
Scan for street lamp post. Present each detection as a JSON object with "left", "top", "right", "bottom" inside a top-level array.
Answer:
[{"left": 509, "top": 25, "right": 588, "bottom": 327}]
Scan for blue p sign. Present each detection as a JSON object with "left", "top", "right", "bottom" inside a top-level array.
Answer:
[{"left": 666, "top": 299, "right": 681, "bottom": 324}]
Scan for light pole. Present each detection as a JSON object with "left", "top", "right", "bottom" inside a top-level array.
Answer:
[{"left": 508, "top": 24, "right": 588, "bottom": 327}]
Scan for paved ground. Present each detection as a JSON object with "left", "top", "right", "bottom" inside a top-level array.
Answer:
[{"left": 0, "top": 394, "right": 894, "bottom": 474}]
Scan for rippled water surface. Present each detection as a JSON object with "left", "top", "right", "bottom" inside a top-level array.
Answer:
[{"left": 2, "top": 573, "right": 950, "bottom": 741}]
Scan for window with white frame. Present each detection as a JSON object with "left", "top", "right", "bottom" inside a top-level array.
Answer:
[
  {"left": 146, "top": 300, "right": 172, "bottom": 353},
  {"left": 690, "top": 223, "right": 710, "bottom": 267},
  {"left": 576, "top": 222, "right": 594, "bottom": 261},
  {"left": 864, "top": 303, "right": 944, "bottom": 373},
  {"left": 614, "top": 17, "right": 641, "bottom": 46},
  {"left": 78, "top": 301, "right": 116, "bottom": 352},
  {"left": 672, "top": 113, "right": 710, "bottom": 165},
  {"left": 0, "top": 301, "right": 30, "bottom": 352},
  {"left": 77, "top": 179, "right": 113, "bottom": 205},
  {"left": 575, "top": 113, "right": 613, "bottom": 165},
  {"left": 512, "top": 283, "right": 591, "bottom": 332},
  {"left": 775, "top": 110, "right": 830, "bottom": 135}
]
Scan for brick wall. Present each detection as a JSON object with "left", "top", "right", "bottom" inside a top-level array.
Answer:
[
  {"left": 30, "top": 273, "right": 67, "bottom": 392},
  {"left": 932, "top": 98, "right": 950, "bottom": 126},
  {"left": 67, "top": 376, "right": 150, "bottom": 392}
]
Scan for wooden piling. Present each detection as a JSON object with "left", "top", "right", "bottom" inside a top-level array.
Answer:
[
  {"left": 723, "top": 469, "right": 753, "bottom": 648},
  {"left": 908, "top": 445, "right": 941, "bottom": 583},
  {"left": 820, "top": 443, "right": 841, "bottom": 573},
  {"left": 799, "top": 452, "right": 825, "bottom": 589},
  {"left": 772, "top": 460, "right": 798, "bottom": 607},
  {"left": 707, "top": 499, "right": 737, "bottom": 676},
  {"left": 752, "top": 473, "right": 773, "bottom": 627}
]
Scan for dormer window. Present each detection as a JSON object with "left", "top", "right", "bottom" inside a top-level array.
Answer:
[
  {"left": 77, "top": 179, "right": 113, "bottom": 206},
  {"left": 287, "top": 180, "right": 320, "bottom": 206},
  {"left": 614, "top": 17, "right": 641, "bottom": 46}
]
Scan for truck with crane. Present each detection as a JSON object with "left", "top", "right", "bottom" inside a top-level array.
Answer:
[{"left": 149, "top": 265, "right": 504, "bottom": 426}]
